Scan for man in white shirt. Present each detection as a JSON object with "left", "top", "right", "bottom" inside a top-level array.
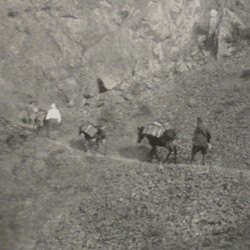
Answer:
[{"left": 45, "top": 103, "right": 62, "bottom": 139}]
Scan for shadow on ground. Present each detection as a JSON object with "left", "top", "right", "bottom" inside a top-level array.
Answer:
[
  {"left": 69, "top": 138, "right": 86, "bottom": 151},
  {"left": 118, "top": 145, "right": 149, "bottom": 162}
]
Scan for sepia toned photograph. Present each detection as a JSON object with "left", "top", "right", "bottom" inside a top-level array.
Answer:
[{"left": 0, "top": 0, "right": 250, "bottom": 249}]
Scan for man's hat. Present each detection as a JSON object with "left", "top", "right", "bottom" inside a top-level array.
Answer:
[
  {"left": 197, "top": 117, "right": 203, "bottom": 123},
  {"left": 50, "top": 103, "right": 56, "bottom": 109}
]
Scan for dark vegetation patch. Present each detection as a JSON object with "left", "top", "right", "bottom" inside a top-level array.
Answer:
[
  {"left": 240, "top": 69, "right": 250, "bottom": 79},
  {"left": 0, "top": 117, "right": 32, "bottom": 155},
  {"left": 7, "top": 10, "right": 18, "bottom": 18},
  {"left": 97, "top": 78, "right": 108, "bottom": 93}
]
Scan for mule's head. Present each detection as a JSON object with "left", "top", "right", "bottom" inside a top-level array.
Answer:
[
  {"left": 78, "top": 125, "right": 83, "bottom": 136},
  {"left": 34, "top": 110, "right": 47, "bottom": 126},
  {"left": 137, "top": 127, "right": 144, "bottom": 143}
]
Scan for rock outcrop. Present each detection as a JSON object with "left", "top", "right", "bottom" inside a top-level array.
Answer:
[{"left": 1, "top": 0, "right": 250, "bottom": 111}]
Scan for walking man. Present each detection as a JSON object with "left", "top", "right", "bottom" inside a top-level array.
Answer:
[
  {"left": 191, "top": 117, "right": 211, "bottom": 165},
  {"left": 45, "top": 103, "right": 62, "bottom": 139}
]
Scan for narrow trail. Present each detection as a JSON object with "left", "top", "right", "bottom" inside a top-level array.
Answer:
[
  {"left": 43, "top": 137, "right": 142, "bottom": 164},
  {"left": 32, "top": 137, "right": 250, "bottom": 177}
]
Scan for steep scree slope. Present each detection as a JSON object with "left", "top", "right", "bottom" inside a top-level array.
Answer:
[{"left": 0, "top": 138, "right": 250, "bottom": 250}]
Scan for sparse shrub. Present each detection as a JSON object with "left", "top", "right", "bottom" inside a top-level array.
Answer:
[
  {"left": 193, "top": 23, "right": 209, "bottom": 36},
  {"left": 240, "top": 69, "right": 250, "bottom": 79},
  {"left": 118, "top": 10, "right": 129, "bottom": 20},
  {"left": 7, "top": 10, "right": 18, "bottom": 17},
  {"left": 227, "top": 23, "right": 250, "bottom": 46},
  {"left": 240, "top": 28, "right": 250, "bottom": 41},
  {"left": 138, "top": 104, "right": 151, "bottom": 116}
]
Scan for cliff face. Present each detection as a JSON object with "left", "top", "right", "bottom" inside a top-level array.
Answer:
[{"left": 1, "top": 0, "right": 250, "bottom": 111}]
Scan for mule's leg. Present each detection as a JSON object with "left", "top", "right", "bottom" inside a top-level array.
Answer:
[
  {"left": 164, "top": 142, "right": 177, "bottom": 163},
  {"left": 152, "top": 147, "right": 161, "bottom": 162},
  {"left": 148, "top": 147, "right": 159, "bottom": 162},
  {"left": 36, "top": 125, "right": 40, "bottom": 136},
  {"left": 102, "top": 139, "right": 107, "bottom": 156},
  {"left": 46, "top": 122, "right": 50, "bottom": 138},
  {"left": 173, "top": 145, "right": 177, "bottom": 163},
  {"left": 147, "top": 148, "right": 154, "bottom": 162},
  {"left": 40, "top": 124, "right": 46, "bottom": 137},
  {"left": 83, "top": 140, "right": 88, "bottom": 152},
  {"left": 201, "top": 153, "right": 206, "bottom": 165},
  {"left": 165, "top": 149, "right": 172, "bottom": 163},
  {"left": 38, "top": 120, "right": 45, "bottom": 137},
  {"left": 95, "top": 140, "right": 99, "bottom": 151},
  {"left": 36, "top": 122, "right": 43, "bottom": 136},
  {"left": 86, "top": 140, "right": 92, "bottom": 153},
  {"left": 92, "top": 140, "right": 99, "bottom": 154}
]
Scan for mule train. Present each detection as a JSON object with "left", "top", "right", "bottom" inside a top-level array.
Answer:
[{"left": 19, "top": 106, "right": 211, "bottom": 165}]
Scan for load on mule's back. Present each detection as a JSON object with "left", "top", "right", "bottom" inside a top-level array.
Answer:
[
  {"left": 143, "top": 121, "right": 174, "bottom": 138},
  {"left": 79, "top": 122, "right": 106, "bottom": 154},
  {"left": 18, "top": 101, "right": 40, "bottom": 126},
  {"left": 34, "top": 109, "right": 47, "bottom": 135},
  {"left": 137, "top": 121, "right": 178, "bottom": 163},
  {"left": 79, "top": 123, "right": 98, "bottom": 138},
  {"left": 18, "top": 101, "right": 47, "bottom": 134}
]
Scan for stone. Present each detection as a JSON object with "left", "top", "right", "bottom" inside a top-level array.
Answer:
[
  {"left": 175, "top": 61, "right": 189, "bottom": 73},
  {"left": 217, "top": 8, "right": 247, "bottom": 58},
  {"left": 124, "top": 93, "right": 133, "bottom": 101}
]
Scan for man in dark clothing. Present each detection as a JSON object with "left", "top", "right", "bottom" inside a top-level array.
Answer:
[{"left": 191, "top": 117, "right": 211, "bottom": 165}]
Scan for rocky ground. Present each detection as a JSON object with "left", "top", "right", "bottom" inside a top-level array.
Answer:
[
  {"left": 0, "top": 136, "right": 250, "bottom": 250},
  {"left": 1, "top": 46, "right": 250, "bottom": 249},
  {"left": 1, "top": 1, "right": 250, "bottom": 249}
]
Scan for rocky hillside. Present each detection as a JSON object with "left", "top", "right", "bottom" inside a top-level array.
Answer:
[
  {"left": 1, "top": 1, "right": 250, "bottom": 249},
  {"left": 1, "top": 0, "right": 250, "bottom": 110},
  {"left": 1, "top": 50, "right": 250, "bottom": 250},
  {"left": 1, "top": 137, "right": 250, "bottom": 250}
]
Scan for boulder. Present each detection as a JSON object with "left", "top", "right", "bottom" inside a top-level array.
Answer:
[
  {"left": 217, "top": 8, "right": 247, "bottom": 58},
  {"left": 175, "top": 61, "right": 189, "bottom": 73}
]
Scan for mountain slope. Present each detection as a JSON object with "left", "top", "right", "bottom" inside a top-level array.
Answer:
[{"left": 0, "top": 137, "right": 250, "bottom": 250}]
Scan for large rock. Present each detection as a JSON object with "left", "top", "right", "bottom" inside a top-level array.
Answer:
[
  {"left": 81, "top": 28, "right": 136, "bottom": 91},
  {"left": 217, "top": 8, "right": 247, "bottom": 58}
]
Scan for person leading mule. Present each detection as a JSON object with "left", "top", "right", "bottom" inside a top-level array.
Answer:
[{"left": 191, "top": 117, "right": 211, "bottom": 165}]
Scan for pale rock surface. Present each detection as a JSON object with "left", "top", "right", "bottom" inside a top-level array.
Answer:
[
  {"left": 217, "top": 8, "right": 247, "bottom": 58},
  {"left": 0, "top": 0, "right": 249, "bottom": 113}
]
